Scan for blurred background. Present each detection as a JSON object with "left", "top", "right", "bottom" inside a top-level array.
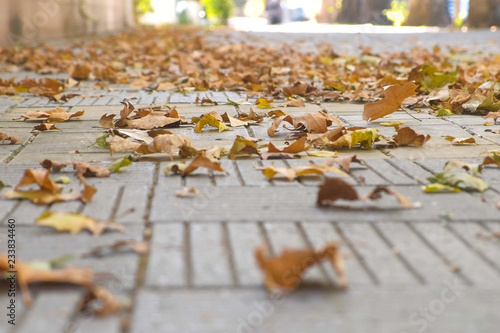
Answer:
[{"left": 1, "top": 0, "right": 498, "bottom": 46}]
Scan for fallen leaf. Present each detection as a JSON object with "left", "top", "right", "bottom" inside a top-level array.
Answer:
[
  {"left": 443, "top": 160, "right": 482, "bottom": 176},
  {"left": 261, "top": 137, "right": 312, "bottom": 159},
  {"left": 256, "top": 163, "right": 347, "bottom": 181},
  {"left": 0, "top": 131, "right": 23, "bottom": 144},
  {"left": 80, "top": 285, "right": 122, "bottom": 317},
  {"left": 71, "top": 63, "right": 92, "bottom": 80},
  {"left": 164, "top": 151, "right": 227, "bottom": 176},
  {"left": 444, "top": 136, "right": 476, "bottom": 145},
  {"left": 36, "top": 211, "right": 126, "bottom": 236},
  {"left": 362, "top": 82, "right": 418, "bottom": 122},
  {"left": 176, "top": 187, "right": 201, "bottom": 198},
  {"left": 221, "top": 112, "right": 248, "bottom": 127},
  {"left": 236, "top": 107, "right": 264, "bottom": 123},
  {"left": 307, "top": 151, "right": 338, "bottom": 157},
  {"left": 228, "top": 136, "right": 260, "bottom": 159},
  {"left": 482, "top": 151, "right": 500, "bottom": 167},
  {"left": 327, "top": 155, "right": 364, "bottom": 172},
  {"left": 148, "top": 134, "right": 198, "bottom": 159},
  {"left": 392, "top": 126, "right": 431, "bottom": 147},
  {"left": 195, "top": 96, "right": 218, "bottom": 105},
  {"left": 423, "top": 183, "right": 461, "bottom": 193},
  {"left": 15, "top": 169, "right": 61, "bottom": 193},
  {"left": 109, "top": 136, "right": 147, "bottom": 155},
  {"left": 194, "top": 113, "right": 230, "bottom": 133},
  {"left": 380, "top": 121, "right": 405, "bottom": 127},
  {"left": 256, "top": 98, "right": 275, "bottom": 109},
  {"left": 94, "top": 133, "right": 111, "bottom": 148},
  {"left": 484, "top": 111, "right": 500, "bottom": 124},
  {"left": 0, "top": 254, "right": 93, "bottom": 306},
  {"left": 267, "top": 111, "right": 342, "bottom": 137},
  {"left": 317, "top": 178, "right": 414, "bottom": 208},
  {"left": 18, "top": 107, "right": 85, "bottom": 123},
  {"left": 41, "top": 160, "right": 110, "bottom": 181},
  {"left": 324, "top": 128, "right": 380, "bottom": 150},
  {"left": 282, "top": 82, "right": 312, "bottom": 97},
  {"left": 255, "top": 243, "right": 347, "bottom": 291},
  {"left": 280, "top": 99, "right": 306, "bottom": 107},
  {"left": 82, "top": 240, "right": 149, "bottom": 258},
  {"left": 99, "top": 113, "right": 116, "bottom": 128},
  {"left": 108, "top": 157, "right": 133, "bottom": 173},
  {"left": 32, "top": 122, "right": 61, "bottom": 131}
]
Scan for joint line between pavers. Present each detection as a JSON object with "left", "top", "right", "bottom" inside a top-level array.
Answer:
[
  {"left": 258, "top": 221, "right": 275, "bottom": 256},
  {"left": 370, "top": 223, "right": 426, "bottom": 285},
  {"left": 405, "top": 222, "right": 473, "bottom": 286},
  {"left": 184, "top": 222, "right": 193, "bottom": 287},
  {"left": 444, "top": 223, "right": 500, "bottom": 277},
  {"left": 332, "top": 221, "right": 380, "bottom": 285},
  {"left": 3, "top": 131, "right": 40, "bottom": 164},
  {"left": 221, "top": 221, "right": 239, "bottom": 287}
]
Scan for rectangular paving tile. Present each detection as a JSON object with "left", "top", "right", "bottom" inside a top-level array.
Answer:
[{"left": 131, "top": 287, "right": 500, "bottom": 333}]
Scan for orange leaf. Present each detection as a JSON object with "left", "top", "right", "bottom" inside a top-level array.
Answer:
[{"left": 362, "top": 82, "right": 418, "bottom": 122}]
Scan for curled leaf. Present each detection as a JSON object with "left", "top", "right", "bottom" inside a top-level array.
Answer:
[
  {"left": 255, "top": 242, "right": 347, "bottom": 291},
  {"left": 194, "top": 113, "right": 230, "bottom": 133},
  {"left": 256, "top": 163, "right": 347, "bottom": 181},
  {"left": 0, "top": 131, "right": 23, "bottom": 144},
  {"left": 393, "top": 126, "right": 431, "bottom": 147},
  {"left": 36, "top": 211, "right": 126, "bottom": 236},
  {"left": 444, "top": 136, "right": 476, "bottom": 145},
  {"left": 362, "top": 82, "right": 418, "bottom": 122},
  {"left": 228, "top": 136, "right": 260, "bottom": 159}
]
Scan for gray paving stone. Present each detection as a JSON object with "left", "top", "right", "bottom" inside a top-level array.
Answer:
[
  {"left": 150, "top": 185, "right": 500, "bottom": 222},
  {"left": 131, "top": 287, "right": 500, "bottom": 333}
]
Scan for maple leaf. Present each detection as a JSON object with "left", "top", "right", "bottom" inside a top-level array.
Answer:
[
  {"left": 71, "top": 63, "right": 92, "bottom": 80},
  {"left": 193, "top": 113, "right": 230, "bottom": 133},
  {"left": 255, "top": 243, "right": 347, "bottom": 291},
  {"left": 109, "top": 136, "right": 148, "bottom": 155},
  {"left": 236, "top": 107, "right": 264, "bottom": 124},
  {"left": 317, "top": 178, "right": 414, "bottom": 208},
  {"left": 256, "top": 98, "right": 275, "bottom": 109},
  {"left": 362, "top": 82, "right": 418, "bottom": 122},
  {"left": 228, "top": 136, "right": 260, "bottom": 159},
  {"left": 324, "top": 128, "right": 380, "bottom": 150},
  {"left": 195, "top": 96, "right": 218, "bottom": 105},
  {"left": 33, "top": 122, "right": 61, "bottom": 131},
  {"left": 256, "top": 162, "right": 347, "bottom": 181},
  {"left": 0, "top": 131, "right": 23, "bottom": 144},
  {"left": 267, "top": 111, "right": 342, "bottom": 137},
  {"left": 282, "top": 82, "right": 312, "bottom": 97},
  {"left": 280, "top": 99, "right": 306, "bottom": 107},
  {"left": 392, "top": 126, "right": 431, "bottom": 147},
  {"left": 36, "top": 211, "right": 126, "bottom": 236},
  {"left": 99, "top": 113, "right": 116, "bottom": 128}
]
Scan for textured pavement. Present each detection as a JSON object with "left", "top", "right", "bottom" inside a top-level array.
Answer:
[{"left": 1, "top": 30, "right": 500, "bottom": 333}]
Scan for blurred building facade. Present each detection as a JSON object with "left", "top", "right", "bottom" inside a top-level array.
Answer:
[{"left": 0, "top": 0, "right": 134, "bottom": 47}]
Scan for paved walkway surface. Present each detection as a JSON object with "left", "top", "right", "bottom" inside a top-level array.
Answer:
[{"left": 0, "top": 29, "right": 500, "bottom": 333}]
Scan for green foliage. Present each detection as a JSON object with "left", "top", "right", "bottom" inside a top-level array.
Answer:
[
  {"left": 383, "top": 1, "right": 408, "bottom": 26},
  {"left": 134, "top": 0, "right": 153, "bottom": 21},
  {"left": 201, "top": 0, "right": 234, "bottom": 25}
]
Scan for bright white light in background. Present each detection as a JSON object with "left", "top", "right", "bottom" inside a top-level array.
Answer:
[
  {"left": 141, "top": 0, "right": 177, "bottom": 25},
  {"left": 176, "top": 0, "right": 188, "bottom": 13},
  {"left": 244, "top": 0, "right": 265, "bottom": 18}
]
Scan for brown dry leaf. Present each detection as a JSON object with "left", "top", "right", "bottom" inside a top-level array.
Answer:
[
  {"left": 327, "top": 155, "right": 364, "bottom": 172},
  {"left": 362, "top": 82, "right": 418, "bottom": 122},
  {"left": 176, "top": 187, "right": 201, "bottom": 198},
  {"left": 282, "top": 81, "right": 311, "bottom": 97},
  {"left": 19, "top": 107, "right": 85, "bottom": 123},
  {"left": 483, "top": 111, "right": 500, "bottom": 124},
  {"left": 194, "top": 113, "right": 230, "bottom": 133},
  {"left": 228, "top": 136, "right": 260, "bottom": 159},
  {"left": 393, "top": 126, "right": 431, "bottom": 147},
  {"left": 36, "top": 211, "right": 125, "bottom": 236},
  {"left": 256, "top": 163, "right": 347, "bottom": 181},
  {"left": 236, "top": 107, "right": 264, "bottom": 123},
  {"left": 40, "top": 160, "right": 111, "bottom": 181},
  {"left": 221, "top": 112, "right": 248, "bottom": 127},
  {"left": 82, "top": 240, "right": 149, "bottom": 258},
  {"left": 261, "top": 137, "right": 312, "bottom": 159},
  {"left": 99, "top": 113, "right": 116, "bottom": 128},
  {"left": 280, "top": 99, "right": 306, "bottom": 107},
  {"left": 148, "top": 133, "right": 198, "bottom": 159},
  {"left": 15, "top": 169, "right": 61, "bottom": 193},
  {"left": 317, "top": 178, "right": 413, "bottom": 208},
  {"left": 81, "top": 285, "right": 122, "bottom": 317},
  {"left": 195, "top": 96, "right": 218, "bottom": 105},
  {"left": 109, "top": 136, "right": 148, "bottom": 155},
  {"left": 444, "top": 136, "right": 476, "bottom": 145},
  {"left": 120, "top": 101, "right": 135, "bottom": 120},
  {"left": 0, "top": 254, "right": 93, "bottom": 306},
  {"left": 267, "top": 111, "right": 342, "bottom": 137},
  {"left": 32, "top": 122, "right": 61, "bottom": 131},
  {"left": 71, "top": 63, "right": 92, "bottom": 80},
  {"left": 129, "top": 78, "right": 150, "bottom": 89},
  {"left": 255, "top": 243, "right": 347, "bottom": 291},
  {"left": 0, "top": 131, "right": 23, "bottom": 144},
  {"left": 182, "top": 151, "right": 227, "bottom": 176},
  {"left": 482, "top": 151, "right": 500, "bottom": 167}
]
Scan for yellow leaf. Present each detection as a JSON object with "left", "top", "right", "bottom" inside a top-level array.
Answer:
[
  {"left": 194, "top": 114, "right": 230, "bottom": 133},
  {"left": 36, "top": 212, "right": 125, "bottom": 236},
  {"left": 308, "top": 151, "right": 338, "bottom": 157},
  {"left": 362, "top": 82, "right": 418, "bottom": 122},
  {"left": 380, "top": 121, "right": 405, "bottom": 127},
  {"left": 256, "top": 98, "right": 274, "bottom": 109}
]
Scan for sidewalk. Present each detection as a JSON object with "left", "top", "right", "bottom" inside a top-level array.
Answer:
[{"left": 0, "top": 28, "right": 500, "bottom": 333}]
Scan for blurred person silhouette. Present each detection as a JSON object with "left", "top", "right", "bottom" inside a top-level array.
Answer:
[{"left": 266, "top": 0, "right": 282, "bottom": 24}]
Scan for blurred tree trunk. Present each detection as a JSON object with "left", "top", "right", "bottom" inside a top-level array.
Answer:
[
  {"left": 405, "top": 0, "right": 451, "bottom": 26},
  {"left": 467, "top": 0, "right": 500, "bottom": 28},
  {"left": 337, "top": 0, "right": 363, "bottom": 23},
  {"left": 366, "top": 0, "right": 391, "bottom": 24},
  {"left": 318, "top": 0, "right": 338, "bottom": 23}
]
